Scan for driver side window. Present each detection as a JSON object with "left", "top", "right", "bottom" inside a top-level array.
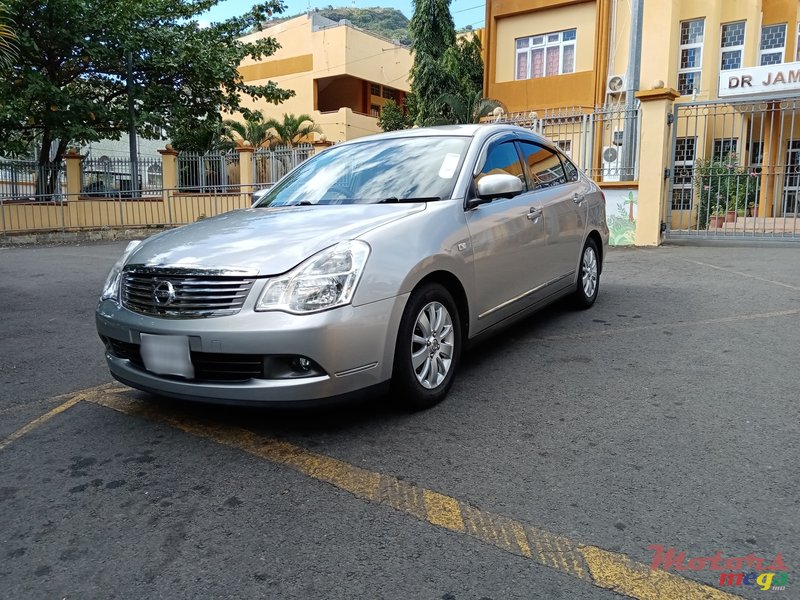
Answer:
[{"left": 474, "top": 142, "right": 526, "bottom": 190}]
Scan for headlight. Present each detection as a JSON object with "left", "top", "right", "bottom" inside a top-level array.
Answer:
[
  {"left": 256, "top": 240, "right": 370, "bottom": 313},
  {"left": 100, "top": 240, "right": 142, "bottom": 302}
]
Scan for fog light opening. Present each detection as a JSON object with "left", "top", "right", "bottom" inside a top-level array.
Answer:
[
  {"left": 262, "top": 355, "right": 325, "bottom": 379},
  {"left": 291, "top": 357, "right": 312, "bottom": 372}
]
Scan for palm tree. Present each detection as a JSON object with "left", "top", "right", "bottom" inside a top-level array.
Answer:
[
  {"left": 436, "top": 92, "right": 505, "bottom": 125},
  {"left": 265, "top": 113, "right": 321, "bottom": 147},
  {"left": 0, "top": 3, "right": 17, "bottom": 71},
  {"left": 220, "top": 111, "right": 275, "bottom": 150}
]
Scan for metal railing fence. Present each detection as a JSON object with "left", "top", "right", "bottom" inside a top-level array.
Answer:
[
  {"left": 0, "top": 160, "right": 66, "bottom": 200},
  {"left": 0, "top": 184, "right": 265, "bottom": 238},
  {"left": 494, "top": 101, "right": 642, "bottom": 182},
  {"left": 81, "top": 155, "right": 163, "bottom": 197},
  {"left": 667, "top": 98, "right": 800, "bottom": 240},
  {"left": 253, "top": 144, "right": 314, "bottom": 186},
  {"left": 177, "top": 151, "right": 241, "bottom": 192}
]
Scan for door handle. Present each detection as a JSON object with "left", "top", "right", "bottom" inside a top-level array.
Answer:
[
  {"left": 573, "top": 193, "right": 585, "bottom": 204},
  {"left": 527, "top": 207, "right": 542, "bottom": 221}
]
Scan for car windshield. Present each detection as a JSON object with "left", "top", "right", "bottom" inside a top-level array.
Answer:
[{"left": 254, "top": 136, "right": 470, "bottom": 206}]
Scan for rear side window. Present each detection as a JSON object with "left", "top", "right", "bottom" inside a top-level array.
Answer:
[
  {"left": 475, "top": 141, "right": 526, "bottom": 189},
  {"left": 560, "top": 152, "right": 579, "bottom": 182},
  {"left": 518, "top": 142, "right": 567, "bottom": 189}
]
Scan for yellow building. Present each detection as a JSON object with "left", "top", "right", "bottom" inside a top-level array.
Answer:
[
  {"left": 237, "top": 13, "right": 413, "bottom": 143},
  {"left": 483, "top": 0, "right": 800, "bottom": 240}
]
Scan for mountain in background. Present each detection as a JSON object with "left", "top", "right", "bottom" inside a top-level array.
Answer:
[{"left": 272, "top": 6, "right": 411, "bottom": 45}]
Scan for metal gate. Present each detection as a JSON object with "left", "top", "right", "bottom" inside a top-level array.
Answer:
[{"left": 666, "top": 98, "right": 800, "bottom": 240}]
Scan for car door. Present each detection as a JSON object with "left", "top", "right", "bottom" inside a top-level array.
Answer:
[
  {"left": 517, "top": 141, "right": 587, "bottom": 287},
  {"left": 465, "top": 138, "right": 547, "bottom": 328}
]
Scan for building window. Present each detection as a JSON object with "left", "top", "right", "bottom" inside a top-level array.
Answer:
[
  {"left": 515, "top": 29, "right": 576, "bottom": 80},
  {"left": 678, "top": 19, "right": 704, "bottom": 95},
  {"left": 760, "top": 23, "right": 786, "bottom": 65},
  {"left": 713, "top": 138, "right": 738, "bottom": 160},
  {"left": 370, "top": 104, "right": 381, "bottom": 118},
  {"left": 554, "top": 140, "right": 572, "bottom": 157},
  {"left": 370, "top": 84, "right": 380, "bottom": 96},
  {"left": 382, "top": 88, "right": 396, "bottom": 100},
  {"left": 720, "top": 22, "right": 745, "bottom": 71},
  {"left": 672, "top": 137, "right": 696, "bottom": 210}
]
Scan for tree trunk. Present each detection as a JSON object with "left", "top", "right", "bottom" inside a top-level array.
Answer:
[{"left": 36, "top": 133, "right": 67, "bottom": 199}]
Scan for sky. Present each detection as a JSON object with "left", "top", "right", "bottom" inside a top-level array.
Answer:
[{"left": 199, "top": 0, "right": 486, "bottom": 31}]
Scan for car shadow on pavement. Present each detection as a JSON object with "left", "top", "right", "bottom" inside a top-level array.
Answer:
[{"left": 121, "top": 300, "right": 580, "bottom": 437}]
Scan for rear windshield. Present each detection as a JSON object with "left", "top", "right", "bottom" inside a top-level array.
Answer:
[{"left": 254, "top": 136, "right": 470, "bottom": 206}]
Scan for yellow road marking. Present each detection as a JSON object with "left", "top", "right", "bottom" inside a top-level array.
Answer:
[
  {"left": 0, "top": 394, "right": 84, "bottom": 452},
  {"left": 76, "top": 387, "right": 740, "bottom": 600}
]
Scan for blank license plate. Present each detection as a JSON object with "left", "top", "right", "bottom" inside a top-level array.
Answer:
[{"left": 140, "top": 334, "right": 195, "bottom": 379}]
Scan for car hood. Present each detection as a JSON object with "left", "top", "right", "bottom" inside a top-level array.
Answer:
[{"left": 126, "top": 204, "right": 426, "bottom": 275}]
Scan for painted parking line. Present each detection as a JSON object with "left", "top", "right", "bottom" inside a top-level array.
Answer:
[
  {"left": 678, "top": 258, "right": 800, "bottom": 292},
  {"left": 0, "top": 383, "right": 118, "bottom": 451},
  {"left": 69, "top": 385, "right": 738, "bottom": 600}
]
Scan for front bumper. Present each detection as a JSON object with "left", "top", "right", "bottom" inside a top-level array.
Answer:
[{"left": 96, "top": 293, "right": 408, "bottom": 404}]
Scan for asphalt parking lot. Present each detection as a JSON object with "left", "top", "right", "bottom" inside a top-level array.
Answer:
[{"left": 0, "top": 240, "right": 798, "bottom": 599}]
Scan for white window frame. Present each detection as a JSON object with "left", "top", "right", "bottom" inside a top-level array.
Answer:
[
  {"left": 796, "top": 22, "right": 800, "bottom": 61},
  {"left": 672, "top": 137, "right": 696, "bottom": 211},
  {"left": 678, "top": 19, "right": 704, "bottom": 96},
  {"left": 515, "top": 29, "right": 577, "bottom": 81},
  {"left": 720, "top": 21, "right": 745, "bottom": 71},
  {"left": 759, "top": 23, "right": 786, "bottom": 65}
]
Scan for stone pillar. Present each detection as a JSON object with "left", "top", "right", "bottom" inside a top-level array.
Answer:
[
  {"left": 236, "top": 143, "right": 255, "bottom": 193},
  {"left": 634, "top": 87, "right": 681, "bottom": 246},
  {"left": 64, "top": 148, "right": 84, "bottom": 198},
  {"left": 158, "top": 144, "right": 179, "bottom": 224}
]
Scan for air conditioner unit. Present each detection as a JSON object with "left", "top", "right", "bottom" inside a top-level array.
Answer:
[
  {"left": 606, "top": 74, "right": 626, "bottom": 95},
  {"left": 602, "top": 145, "right": 621, "bottom": 182}
]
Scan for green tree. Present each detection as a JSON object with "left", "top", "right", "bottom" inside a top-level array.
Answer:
[
  {"left": 265, "top": 113, "right": 322, "bottom": 147},
  {"left": 437, "top": 92, "right": 503, "bottom": 124},
  {"left": 408, "top": 0, "right": 458, "bottom": 125},
  {"left": 220, "top": 111, "right": 276, "bottom": 149},
  {"left": 377, "top": 100, "right": 406, "bottom": 132},
  {"left": 0, "top": 2, "right": 16, "bottom": 71},
  {"left": 444, "top": 34, "right": 484, "bottom": 99},
  {"left": 0, "top": 0, "right": 294, "bottom": 195}
]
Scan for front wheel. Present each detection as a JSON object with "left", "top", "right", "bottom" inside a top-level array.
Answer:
[
  {"left": 392, "top": 283, "right": 461, "bottom": 410},
  {"left": 572, "top": 238, "right": 600, "bottom": 309}
]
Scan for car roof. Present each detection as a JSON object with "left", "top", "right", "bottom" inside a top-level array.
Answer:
[{"left": 335, "top": 123, "right": 554, "bottom": 149}]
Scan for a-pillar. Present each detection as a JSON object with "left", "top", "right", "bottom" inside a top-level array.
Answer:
[{"left": 634, "top": 87, "right": 681, "bottom": 246}]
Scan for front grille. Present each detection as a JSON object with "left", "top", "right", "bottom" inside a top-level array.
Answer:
[
  {"left": 104, "top": 338, "right": 263, "bottom": 382},
  {"left": 121, "top": 267, "right": 257, "bottom": 318}
]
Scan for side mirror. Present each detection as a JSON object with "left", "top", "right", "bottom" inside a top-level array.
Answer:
[{"left": 469, "top": 173, "right": 524, "bottom": 208}]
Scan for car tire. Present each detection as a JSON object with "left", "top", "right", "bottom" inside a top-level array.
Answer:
[
  {"left": 572, "top": 237, "right": 600, "bottom": 310},
  {"left": 392, "top": 283, "right": 462, "bottom": 411}
]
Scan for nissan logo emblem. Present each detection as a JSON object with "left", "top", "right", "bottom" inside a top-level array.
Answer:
[{"left": 153, "top": 280, "right": 176, "bottom": 305}]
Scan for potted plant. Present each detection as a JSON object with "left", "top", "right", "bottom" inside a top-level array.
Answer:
[
  {"left": 695, "top": 152, "right": 747, "bottom": 229},
  {"left": 709, "top": 204, "right": 726, "bottom": 228}
]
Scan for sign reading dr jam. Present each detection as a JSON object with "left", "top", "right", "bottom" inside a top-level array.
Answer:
[{"left": 720, "top": 61, "right": 800, "bottom": 97}]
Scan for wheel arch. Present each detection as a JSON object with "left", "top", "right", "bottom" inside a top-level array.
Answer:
[
  {"left": 409, "top": 270, "right": 471, "bottom": 340},
  {"left": 586, "top": 229, "right": 604, "bottom": 274}
]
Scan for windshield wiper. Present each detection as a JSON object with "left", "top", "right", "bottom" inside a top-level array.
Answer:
[{"left": 379, "top": 196, "right": 441, "bottom": 203}]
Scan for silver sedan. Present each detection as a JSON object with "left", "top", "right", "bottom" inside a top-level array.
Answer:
[{"left": 96, "top": 124, "right": 609, "bottom": 409}]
